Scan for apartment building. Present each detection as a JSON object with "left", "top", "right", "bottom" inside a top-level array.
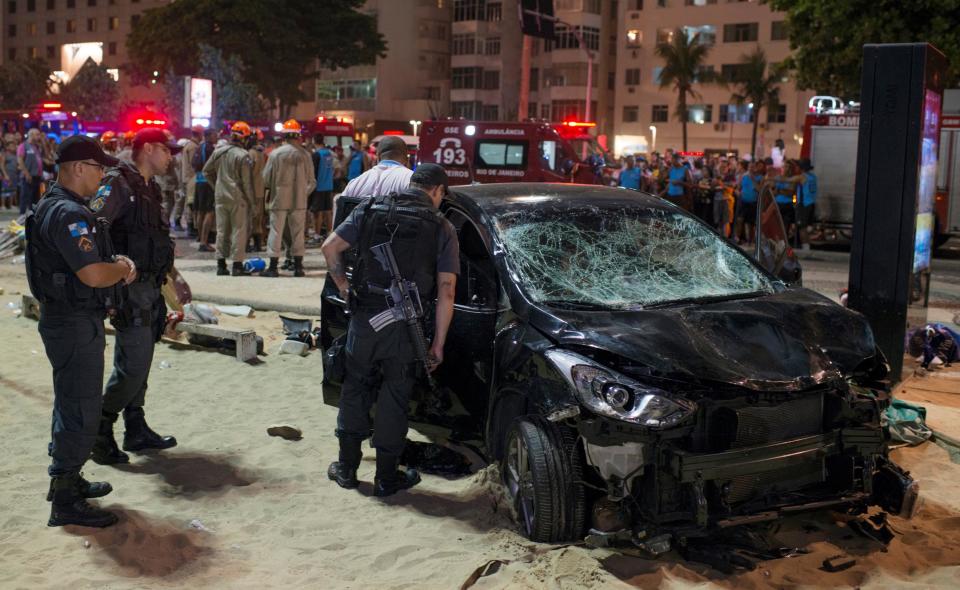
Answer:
[
  {"left": 448, "top": 0, "right": 618, "bottom": 139},
  {"left": 614, "top": 0, "right": 814, "bottom": 158},
  {"left": 306, "top": 0, "right": 452, "bottom": 139},
  {"left": 3, "top": 0, "right": 169, "bottom": 103},
  {"left": 311, "top": 0, "right": 619, "bottom": 142}
]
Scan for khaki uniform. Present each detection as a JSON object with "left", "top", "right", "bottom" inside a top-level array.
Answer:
[
  {"left": 202, "top": 143, "right": 255, "bottom": 262},
  {"left": 262, "top": 142, "right": 315, "bottom": 258},
  {"left": 248, "top": 146, "right": 266, "bottom": 238},
  {"left": 180, "top": 139, "right": 199, "bottom": 208}
]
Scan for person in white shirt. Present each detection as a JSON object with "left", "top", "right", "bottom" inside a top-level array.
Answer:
[{"left": 336, "top": 136, "right": 413, "bottom": 217}]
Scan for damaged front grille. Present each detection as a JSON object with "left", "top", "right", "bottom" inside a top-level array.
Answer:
[{"left": 702, "top": 392, "right": 824, "bottom": 452}]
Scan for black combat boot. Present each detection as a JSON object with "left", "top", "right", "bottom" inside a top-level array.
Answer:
[
  {"left": 261, "top": 257, "right": 280, "bottom": 277},
  {"left": 231, "top": 261, "right": 251, "bottom": 277},
  {"left": 46, "top": 473, "right": 112, "bottom": 501},
  {"left": 293, "top": 256, "right": 305, "bottom": 277},
  {"left": 122, "top": 407, "right": 178, "bottom": 452},
  {"left": 216, "top": 258, "right": 229, "bottom": 276},
  {"left": 48, "top": 473, "right": 119, "bottom": 528},
  {"left": 90, "top": 412, "right": 130, "bottom": 465},
  {"left": 281, "top": 257, "right": 295, "bottom": 271},
  {"left": 253, "top": 235, "right": 263, "bottom": 252},
  {"left": 327, "top": 437, "right": 362, "bottom": 489},
  {"left": 373, "top": 454, "right": 421, "bottom": 497}
]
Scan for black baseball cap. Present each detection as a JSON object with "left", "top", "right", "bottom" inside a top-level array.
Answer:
[
  {"left": 410, "top": 163, "right": 449, "bottom": 190},
  {"left": 56, "top": 135, "right": 120, "bottom": 166},
  {"left": 132, "top": 128, "right": 183, "bottom": 154}
]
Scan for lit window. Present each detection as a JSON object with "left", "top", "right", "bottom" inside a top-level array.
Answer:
[{"left": 626, "top": 29, "right": 642, "bottom": 47}]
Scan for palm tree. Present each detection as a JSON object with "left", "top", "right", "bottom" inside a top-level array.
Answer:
[
  {"left": 729, "top": 47, "right": 783, "bottom": 159},
  {"left": 655, "top": 28, "right": 715, "bottom": 151}
]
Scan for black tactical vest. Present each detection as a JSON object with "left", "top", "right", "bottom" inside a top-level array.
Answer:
[
  {"left": 351, "top": 190, "right": 443, "bottom": 307},
  {"left": 25, "top": 193, "right": 113, "bottom": 314},
  {"left": 104, "top": 164, "right": 174, "bottom": 286}
]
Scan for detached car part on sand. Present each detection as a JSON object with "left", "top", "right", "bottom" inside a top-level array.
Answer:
[{"left": 320, "top": 183, "right": 917, "bottom": 547}]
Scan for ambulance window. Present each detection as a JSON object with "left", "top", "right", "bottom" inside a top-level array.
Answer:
[
  {"left": 476, "top": 141, "right": 527, "bottom": 168},
  {"left": 540, "top": 140, "right": 558, "bottom": 171}
]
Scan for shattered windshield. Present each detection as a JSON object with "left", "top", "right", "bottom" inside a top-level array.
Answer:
[{"left": 494, "top": 203, "right": 775, "bottom": 309}]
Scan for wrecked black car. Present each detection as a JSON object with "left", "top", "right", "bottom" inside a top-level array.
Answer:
[{"left": 320, "top": 183, "right": 917, "bottom": 546}]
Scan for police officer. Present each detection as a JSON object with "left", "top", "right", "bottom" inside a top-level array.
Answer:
[
  {"left": 90, "top": 128, "right": 182, "bottom": 465},
  {"left": 202, "top": 121, "right": 256, "bottom": 276},
  {"left": 26, "top": 135, "right": 136, "bottom": 527},
  {"left": 321, "top": 163, "right": 459, "bottom": 496}
]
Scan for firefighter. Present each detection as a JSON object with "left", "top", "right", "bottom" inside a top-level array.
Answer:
[
  {"left": 25, "top": 136, "right": 135, "bottom": 527},
  {"left": 177, "top": 125, "right": 204, "bottom": 233},
  {"left": 90, "top": 129, "right": 182, "bottom": 465},
  {"left": 117, "top": 131, "right": 135, "bottom": 162},
  {"left": 248, "top": 129, "right": 267, "bottom": 252},
  {"left": 100, "top": 131, "right": 119, "bottom": 157},
  {"left": 322, "top": 163, "right": 458, "bottom": 496},
  {"left": 261, "top": 119, "right": 315, "bottom": 277},
  {"left": 202, "top": 121, "right": 257, "bottom": 276}
]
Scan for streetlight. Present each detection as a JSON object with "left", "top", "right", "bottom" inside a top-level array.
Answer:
[
  {"left": 649, "top": 125, "right": 657, "bottom": 153},
  {"left": 409, "top": 119, "right": 422, "bottom": 136}
]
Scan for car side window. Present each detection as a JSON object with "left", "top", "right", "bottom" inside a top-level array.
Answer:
[{"left": 445, "top": 208, "right": 498, "bottom": 309}]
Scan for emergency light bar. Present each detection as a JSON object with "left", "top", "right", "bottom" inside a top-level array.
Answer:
[
  {"left": 383, "top": 130, "right": 405, "bottom": 135},
  {"left": 41, "top": 102, "right": 62, "bottom": 109},
  {"left": 561, "top": 121, "right": 596, "bottom": 128}
]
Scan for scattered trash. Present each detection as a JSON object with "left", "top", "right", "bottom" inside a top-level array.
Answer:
[
  {"left": 243, "top": 258, "right": 266, "bottom": 273},
  {"left": 215, "top": 304, "right": 254, "bottom": 318},
  {"left": 847, "top": 514, "right": 894, "bottom": 545},
  {"left": 158, "top": 360, "right": 173, "bottom": 369},
  {"left": 821, "top": 554, "right": 857, "bottom": 573},
  {"left": 885, "top": 398, "right": 933, "bottom": 445},
  {"left": 31, "top": 350, "right": 38, "bottom": 355},
  {"left": 280, "top": 315, "right": 313, "bottom": 334},
  {"left": 188, "top": 519, "right": 213, "bottom": 532},
  {"left": 0, "top": 287, "right": 4, "bottom": 295},
  {"left": 267, "top": 424, "right": 303, "bottom": 441},
  {"left": 6, "top": 301, "right": 20, "bottom": 310},
  {"left": 278, "top": 340, "right": 309, "bottom": 356},
  {"left": 83, "top": 540, "right": 91, "bottom": 549},
  {"left": 183, "top": 303, "right": 218, "bottom": 324},
  {"left": 9, "top": 255, "right": 24, "bottom": 264}
]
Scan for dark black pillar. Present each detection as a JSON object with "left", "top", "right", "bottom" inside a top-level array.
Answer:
[{"left": 848, "top": 43, "right": 947, "bottom": 381}]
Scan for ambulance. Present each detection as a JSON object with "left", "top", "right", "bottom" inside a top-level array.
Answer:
[{"left": 418, "top": 119, "right": 612, "bottom": 186}]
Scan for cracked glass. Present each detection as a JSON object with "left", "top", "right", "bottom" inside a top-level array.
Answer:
[{"left": 494, "top": 203, "right": 775, "bottom": 309}]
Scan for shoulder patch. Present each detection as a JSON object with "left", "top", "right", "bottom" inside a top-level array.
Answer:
[
  {"left": 68, "top": 221, "right": 89, "bottom": 237},
  {"left": 77, "top": 236, "right": 94, "bottom": 252}
]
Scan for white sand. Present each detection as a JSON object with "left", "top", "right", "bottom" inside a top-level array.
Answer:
[{"left": 2, "top": 265, "right": 960, "bottom": 589}]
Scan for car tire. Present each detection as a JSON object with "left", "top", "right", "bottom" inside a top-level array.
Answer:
[{"left": 501, "top": 416, "right": 586, "bottom": 543}]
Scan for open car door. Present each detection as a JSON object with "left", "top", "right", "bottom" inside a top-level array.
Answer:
[{"left": 754, "top": 186, "right": 803, "bottom": 285}]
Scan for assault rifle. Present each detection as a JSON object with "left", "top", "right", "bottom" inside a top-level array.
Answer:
[
  {"left": 369, "top": 241, "right": 438, "bottom": 389},
  {"left": 95, "top": 217, "right": 125, "bottom": 317}
]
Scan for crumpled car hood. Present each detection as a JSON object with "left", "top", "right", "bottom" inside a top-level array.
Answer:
[{"left": 532, "top": 288, "right": 877, "bottom": 391}]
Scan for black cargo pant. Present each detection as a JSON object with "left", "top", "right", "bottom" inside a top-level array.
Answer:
[
  {"left": 39, "top": 310, "right": 106, "bottom": 476},
  {"left": 102, "top": 282, "right": 162, "bottom": 415},
  {"left": 336, "top": 310, "right": 418, "bottom": 458}
]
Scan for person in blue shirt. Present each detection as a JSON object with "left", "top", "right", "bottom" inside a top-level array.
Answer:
[
  {"left": 310, "top": 138, "right": 336, "bottom": 241},
  {"left": 346, "top": 140, "right": 369, "bottom": 181},
  {"left": 659, "top": 153, "right": 691, "bottom": 209},
  {"left": 797, "top": 158, "right": 818, "bottom": 246},
  {"left": 618, "top": 155, "right": 642, "bottom": 190},
  {"left": 772, "top": 159, "right": 801, "bottom": 233},
  {"left": 735, "top": 159, "right": 765, "bottom": 245}
]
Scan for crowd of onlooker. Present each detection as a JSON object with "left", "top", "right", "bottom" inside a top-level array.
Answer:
[
  {"left": 611, "top": 147, "right": 818, "bottom": 249},
  {"left": 1, "top": 128, "right": 62, "bottom": 216}
]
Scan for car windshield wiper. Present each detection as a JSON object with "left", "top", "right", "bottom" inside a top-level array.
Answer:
[
  {"left": 644, "top": 290, "right": 768, "bottom": 309},
  {"left": 540, "top": 299, "right": 611, "bottom": 311}
]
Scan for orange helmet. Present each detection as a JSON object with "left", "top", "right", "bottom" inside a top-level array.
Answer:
[
  {"left": 101, "top": 130, "right": 117, "bottom": 143},
  {"left": 281, "top": 119, "right": 302, "bottom": 134},
  {"left": 230, "top": 121, "right": 253, "bottom": 137},
  {"left": 122, "top": 130, "right": 135, "bottom": 141}
]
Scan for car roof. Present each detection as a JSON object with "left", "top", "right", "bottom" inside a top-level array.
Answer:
[{"left": 449, "top": 183, "right": 672, "bottom": 216}]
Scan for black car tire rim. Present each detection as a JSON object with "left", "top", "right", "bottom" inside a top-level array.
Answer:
[{"left": 505, "top": 430, "right": 536, "bottom": 536}]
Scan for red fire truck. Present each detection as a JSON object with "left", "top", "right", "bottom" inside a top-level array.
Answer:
[
  {"left": 310, "top": 115, "right": 356, "bottom": 149},
  {"left": 801, "top": 109, "right": 960, "bottom": 245},
  {"left": 418, "top": 119, "right": 611, "bottom": 186}
]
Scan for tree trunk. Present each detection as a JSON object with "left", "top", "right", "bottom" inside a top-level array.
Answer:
[
  {"left": 680, "top": 92, "right": 688, "bottom": 152},
  {"left": 750, "top": 106, "right": 760, "bottom": 160}
]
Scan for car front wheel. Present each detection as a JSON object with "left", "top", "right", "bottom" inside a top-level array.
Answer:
[{"left": 501, "top": 416, "right": 586, "bottom": 543}]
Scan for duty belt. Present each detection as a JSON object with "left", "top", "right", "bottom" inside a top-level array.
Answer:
[{"left": 39, "top": 301, "right": 104, "bottom": 317}]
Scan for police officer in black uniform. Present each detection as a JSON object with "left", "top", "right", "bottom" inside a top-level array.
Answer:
[
  {"left": 89, "top": 128, "right": 183, "bottom": 465},
  {"left": 321, "top": 163, "right": 459, "bottom": 496},
  {"left": 26, "top": 136, "right": 137, "bottom": 527}
]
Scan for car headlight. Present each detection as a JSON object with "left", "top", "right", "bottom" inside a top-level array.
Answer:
[{"left": 546, "top": 349, "right": 696, "bottom": 428}]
